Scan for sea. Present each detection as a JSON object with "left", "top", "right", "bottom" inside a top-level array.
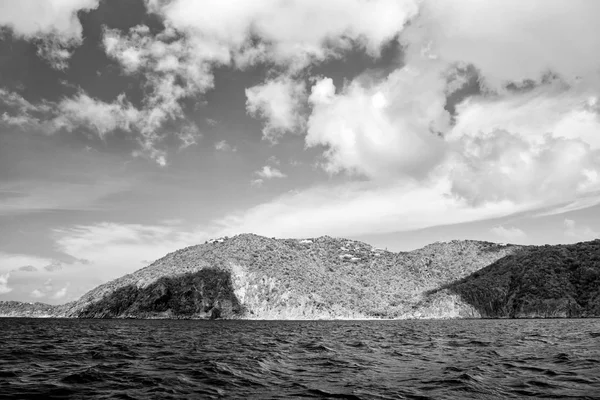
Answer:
[{"left": 0, "top": 318, "right": 599, "bottom": 399}]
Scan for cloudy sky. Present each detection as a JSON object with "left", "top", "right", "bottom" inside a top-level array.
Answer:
[{"left": 1, "top": 0, "right": 600, "bottom": 304}]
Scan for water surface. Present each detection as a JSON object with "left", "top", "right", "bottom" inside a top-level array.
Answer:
[{"left": 1, "top": 318, "right": 599, "bottom": 399}]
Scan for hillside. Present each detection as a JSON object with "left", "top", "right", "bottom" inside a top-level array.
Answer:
[
  {"left": 0, "top": 301, "right": 60, "bottom": 317},
  {"left": 10, "top": 235, "right": 599, "bottom": 320},
  {"left": 57, "top": 234, "right": 519, "bottom": 319},
  {"left": 424, "top": 240, "right": 600, "bottom": 318}
]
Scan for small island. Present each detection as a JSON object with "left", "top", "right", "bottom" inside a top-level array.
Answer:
[{"left": 2, "top": 235, "right": 599, "bottom": 320}]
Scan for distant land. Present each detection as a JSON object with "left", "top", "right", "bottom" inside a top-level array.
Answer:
[{"left": 1, "top": 234, "right": 599, "bottom": 319}]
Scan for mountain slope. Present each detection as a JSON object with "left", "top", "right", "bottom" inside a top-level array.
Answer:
[
  {"left": 61, "top": 234, "right": 520, "bottom": 319},
  {"left": 426, "top": 240, "right": 600, "bottom": 318}
]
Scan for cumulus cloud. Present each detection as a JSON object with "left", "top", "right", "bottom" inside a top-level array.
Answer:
[
  {"left": 5, "top": 0, "right": 600, "bottom": 239},
  {"left": 0, "top": 273, "right": 12, "bottom": 295},
  {"left": 246, "top": 76, "right": 306, "bottom": 142},
  {"left": 0, "top": 23, "right": 213, "bottom": 164},
  {"left": 31, "top": 289, "right": 44, "bottom": 299},
  {"left": 51, "top": 285, "right": 68, "bottom": 300},
  {"left": 0, "top": 0, "right": 100, "bottom": 68},
  {"left": 490, "top": 226, "right": 527, "bottom": 243},
  {"left": 564, "top": 219, "right": 599, "bottom": 242},
  {"left": 258, "top": 166, "right": 286, "bottom": 179},
  {"left": 252, "top": 165, "right": 287, "bottom": 188},
  {"left": 0, "top": 0, "right": 97, "bottom": 38},
  {"left": 103, "top": 25, "right": 218, "bottom": 132},
  {"left": 147, "top": 0, "right": 419, "bottom": 70},
  {"left": 0, "top": 25, "right": 205, "bottom": 166},
  {"left": 0, "top": 0, "right": 415, "bottom": 166},
  {"left": 215, "top": 140, "right": 236, "bottom": 152},
  {"left": 90, "top": 0, "right": 417, "bottom": 161},
  {"left": 407, "top": 0, "right": 600, "bottom": 90},
  {"left": 306, "top": 68, "right": 449, "bottom": 179},
  {"left": 268, "top": 0, "right": 600, "bottom": 226},
  {"left": 18, "top": 265, "right": 38, "bottom": 272}
]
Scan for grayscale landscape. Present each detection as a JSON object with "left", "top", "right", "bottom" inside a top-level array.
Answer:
[{"left": 1, "top": 0, "right": 600, "bottom": 398}]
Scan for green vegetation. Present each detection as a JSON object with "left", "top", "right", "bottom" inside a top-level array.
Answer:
[{"left": 435, "top": 240, "right": 600, "bottom": 318}]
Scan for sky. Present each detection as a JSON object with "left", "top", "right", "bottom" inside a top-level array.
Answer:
[{"left": 1, "top": 0, "right": 600, "bottom": 304}]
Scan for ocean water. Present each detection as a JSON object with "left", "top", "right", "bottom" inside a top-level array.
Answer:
[{"left": 0, "top": 319, "right": 599, "bottom": 399}]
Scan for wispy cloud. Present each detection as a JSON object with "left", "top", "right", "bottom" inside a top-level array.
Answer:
[
  {"left": 0, "top": 179, "right": 130, "bottom": 216},
  {"left": 177, "top": 124, "right": 202, "bottom": 150},
  {"left": 215, "top": 179, "right": 538, "bottom": 239},
  {"left": 0, "top": 88, "right": 177, "bottom": 167},
  {"left": 53, "top": 222, "right": 209, "bottom": 279},
  {"left": 44, "top": 261, "right": 63, "bottom": 273}
]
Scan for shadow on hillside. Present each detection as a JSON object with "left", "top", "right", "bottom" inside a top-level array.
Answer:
[
  {"left": 78, "top": 269, "right": 245, "bottom": 319},
  {"left": 424, "top": 241, "right": 600, "bottom": 318}
]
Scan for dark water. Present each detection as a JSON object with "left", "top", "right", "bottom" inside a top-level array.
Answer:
[{"left": 0, "top": 319, "right": 599, "bottom": 399}]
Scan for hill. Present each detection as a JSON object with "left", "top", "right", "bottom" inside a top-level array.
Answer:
[
  {"left": 0, "top": 301, "right": 60, "bottom": 317},
  {"left": 58, "top": 234, "right": 519, "bottom": 319},
  {"left": 6, "top": 235, "right": 598, "bottom": 320},
  {"left": 422, "top": 240, "right": 600, "bottom": 318}
]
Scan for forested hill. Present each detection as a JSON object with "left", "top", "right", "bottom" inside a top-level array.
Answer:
[
  {"left": 61, "top": 234, "right": 519, "bottom": 319},
  {"left": 432, "top": 240, "right": 600, "bottom": 318},
  {"left": 3, "top": 235, "right": 599, "bottom": 319}
]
